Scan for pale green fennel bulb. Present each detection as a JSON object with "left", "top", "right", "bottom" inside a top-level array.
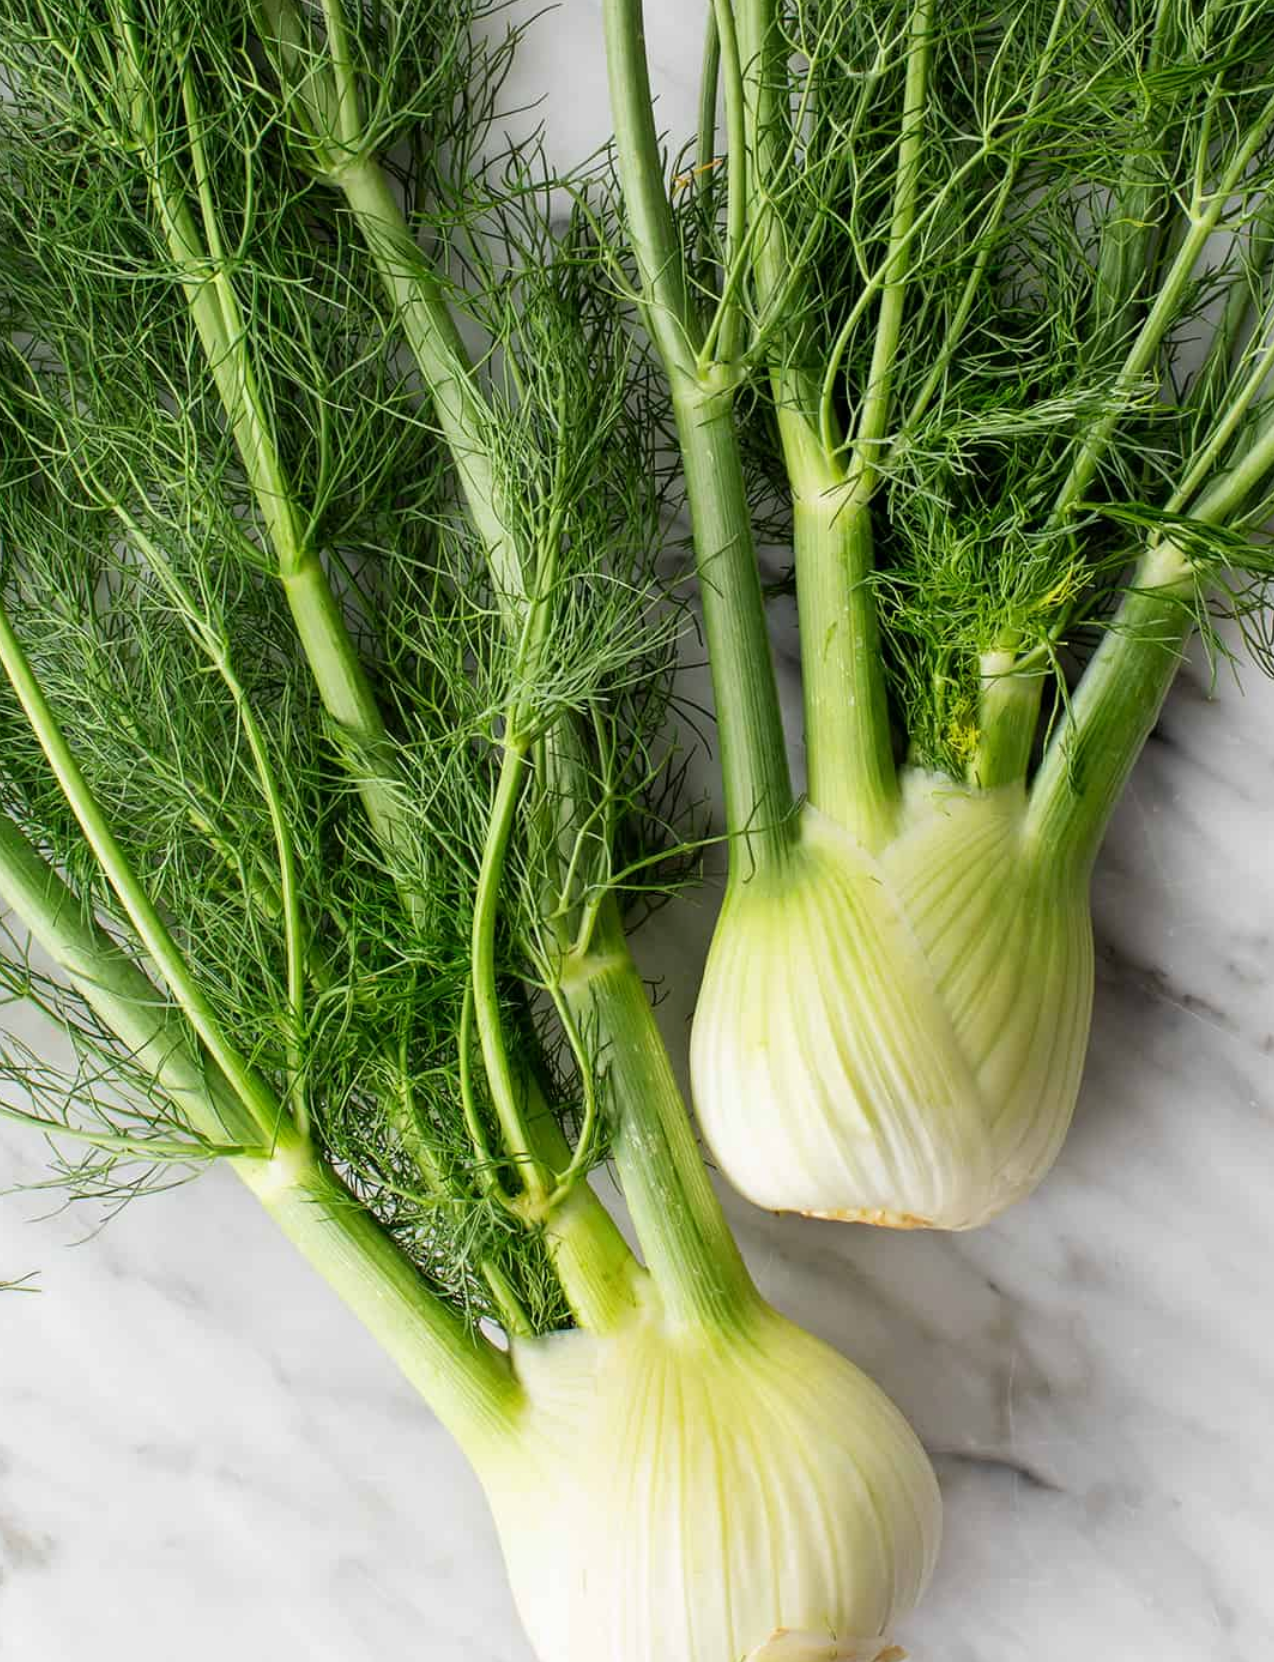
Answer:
[
  {"left": 480, "top": 1287, "right": 939, "bottom": 1661},
  {"left": 691, "top": 778, "right": 1092, "bottom": 1228}
]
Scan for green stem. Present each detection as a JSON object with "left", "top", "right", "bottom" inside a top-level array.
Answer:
[
  {"left": 0, "top": 597, "right": 280, "bottom": 1138},
  {"left": 315, "top": 0, "right": 360, "bottom": 145},
  {"left": 470, "top": 738, "right": 548, "bottom": 1203},
  {"left": 0, "top": 1100, "right": 248, "bottom": 1162},
  {"left": 0, "top": 813, "right": 520, "bottom": 1448},
  {"left": 673, "top": 380, "right": 798, "bottom": 863},
  {"left": 479, "top": 1260, "right": 533, "bottom": 1340},
  {"left": 604, "top": 0, "right": 795, "bottom": 865},
  {"left": 971, "top": 647, "right": 1040, "bottom": 790},
  {"left": 323, "top": 140, "right": 646, "bottom": 1328},
  {"left": 732, "top": 0, "right": 797, "bottom": 363},
  {"left": 561, "top": 902, "right": 756, "bottom": 1332},
  {"left": 732, "top": 0, "right": 899, "bottom": 847},
  {"left": 1188, "top": 395, "right": 1274, "bottom": 529},
  {"left": 1051, "top": 88, "right": 1274, "bottom": 524},
  {"left": 695, "top": 4, "right": 722, "bottom": 213},
  {"left": 142, "top": 159, "right": 411, "bottom": 890},
  {"left": 832, "top": 0, "right": 935, "bottom": 475},
  {"left": 116, "top": 508, "right": 310, "bottom": 1135},
  {"left": 336, "top": 161, "right": 517, "bottom": 598},
  {"left": 1026, "top": 540, "right": 1194, "bottom": 872},
  {"left": 798, "top": 0, "right": 933, "bottom": 836},
  {"left": 256, "top": 3, "right": 508, "bottom": 581},
  {"left": 461, "top": 737, "right": 643, "bottom": 1327},
  {"left": 539, "top": 1169, "right": 645, "bottom": 1334},
  {"left": 793, "top": 494, "right": 898, "bottom": 846},
  {"left": 602, "top": 0, "right": 701, "bottom": 381},
  {"left": 701, "top": 0, "right": 747, "bottom": 365},
  {"left": 895, "top": 0, "right": 1073, "bottom": 444},
  {"left": 1170, "top": 313, "right": 1274, "bottom": 516},
  {"left": 0, "top": 814, "right": 262, "bottom": 1150},
  {"left": 237, "top": 1133, "right": 520, "bottom": 1451},
  {"left": 1003, "top": 84, "right": 1274, "bottom": 772}
]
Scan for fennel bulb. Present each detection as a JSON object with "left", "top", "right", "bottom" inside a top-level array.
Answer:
[
  {"left": 0, "top": 1, "right": 941, "bottom": 1653},
  {"left": 482, "top": 1291, "right": 940, "bottom": 1662},
  {"left": 604, "top": 0, "right": 1274, "bottom": 1227},
  {"left": 691, "top": 780, "right": 1093, "bottom": 1228}
]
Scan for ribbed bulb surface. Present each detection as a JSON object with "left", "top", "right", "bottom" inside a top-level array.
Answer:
[
  {"left": 479, "top": 1297, "right": 941, "bottom": 1662},
  {"left": 691, "top": 778, "right": 1094, "bottom": 1229}
]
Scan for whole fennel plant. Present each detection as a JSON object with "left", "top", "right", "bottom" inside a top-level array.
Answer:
[
  {"left": 0, "top": 3, "right": 939, "bottom": 1659},
  {"left": 603, "top": 0, "right": 1274, "bottom": 1228}
]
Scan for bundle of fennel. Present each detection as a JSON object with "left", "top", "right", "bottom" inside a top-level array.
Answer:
[
  {"left": 0, "top": 2, "right": 939, "bottom": 1658},
  {"left": 603, "top": 0, "right": 1274, "bottom": 1228}
]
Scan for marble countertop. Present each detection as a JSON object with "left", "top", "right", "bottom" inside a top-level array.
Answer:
[{"left": 3, "top": 6, "right": 1274, "bottom": 1659}]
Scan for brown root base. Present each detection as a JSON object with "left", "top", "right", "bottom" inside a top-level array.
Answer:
[{"left": 802, "top": 1207, "right": 934, "bottom": 1230}]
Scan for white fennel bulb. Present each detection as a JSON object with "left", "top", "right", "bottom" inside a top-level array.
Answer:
[
  {"left": 477, "top": 1292, "right": 941, "bottom": 1662},
  {"left": 691, "top": 775, "right": 1094, "bottom": 1230}
]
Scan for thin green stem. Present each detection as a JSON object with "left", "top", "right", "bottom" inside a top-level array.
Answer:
[
  {"left": 316, "top": 0, "right": 360, "bottom": 148},
  {"left": 1051, "top": 89, "right": 1274, "bottom": 525},
  {"left": 561, "top": 901, "right": 757, "bottom": 1333},
  {"left": 0, "top": 596, "right": 282, "bottom": 1139},
  {"left": 471, "top": 737, "right": 549, "bottom": 1204},
  {"left": 1186, "top": 394, "right": 1274, "bottom": 529},
  {"left": 793, "top": 493, "right": 898, "bottom": 847},
  {"left": 0, "top": 813, "right": 263, "bottom": 1150},
  {"left": 731, "top": 0, "right": 899, "bottom": 847},
  {"left": 673, "top": 380, "right": 798, "bottom": 863},
  {"left": 695, "top": 4, "right": 721, "bottom": 186},
  {"left": 254, "top": 4, "right": 521, "bottom": 606},
  {"left": 1026, "top": 539, "right": 1194, "bottom": 872},
  {"left": 971, "top": 646, "right": 1039, "bottom": 790},
  {"left": 116, "top": 508, "right": 310, "bottom": 1136},
  {"left": 1170, "top": 307, "right": 1274, "bottom": 515},
  {"left": 732, "top": 0, "right": 833, "bottom": 454},
  {"left": 540, "top": 982, "right": 603, "bottom": 1210},
  {"left": 830, "top": 0, "right": 935, "bottom": 476},
  {"left": 0, "top": 1100, "right": 250, "bottom": 1162},
  {"left": 480, "top": 1259, "right": 533, "bottom": 1340},
  {"left": 731, "top": 0, "right": 792, "bottom": 332},
  {"left": 1003, "top": 82, "right": 1274, "bottom": 773},
  {"left": 602, "top": 0, "right": 700, "bottom": 381},
  {"left": 237, "top": 1132, "right": 520, "bottom": 1452},
  {"left": 252, "top": 0, "right": 348, "bottom": 170},
  {"left": 336, "top": 160, "right": 518, "bottom": 597},
  {"left": 136, "top": 123, "right": 413, "bottom": 891},
  {"left": 699, "top": 0, "right": 747, "bottom": 366},
  {"left": 520, "top": 1082, "right": 644, "bottom": 1333},
  {"left": 1089, "top": 5, "right": 1175, "bottom": 358},
  {"left": 468, "top": 974, "right": 645, "bottom": 1329},
  {"left": 810, "top": 135, "right": 1001, "bottom": 450},
  {"left": 1192, "top": 198, "right": 1274, "bottom": 419},
  {"left": 458, "top": 980, "right": 517, "bottom": 1208},
  {"left": 894, "top": 0, "right": 1072, "bottom": 444},
  {"left": 0, "top": 814, "right": 520, "bottom": 1446},
  {"left": 604, "top": 0, "right": 795, "bottom": 863}
]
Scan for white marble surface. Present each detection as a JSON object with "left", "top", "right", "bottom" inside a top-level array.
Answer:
[{"left": 4, "top": 7, "right": 1274, "bottom": 1659}]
